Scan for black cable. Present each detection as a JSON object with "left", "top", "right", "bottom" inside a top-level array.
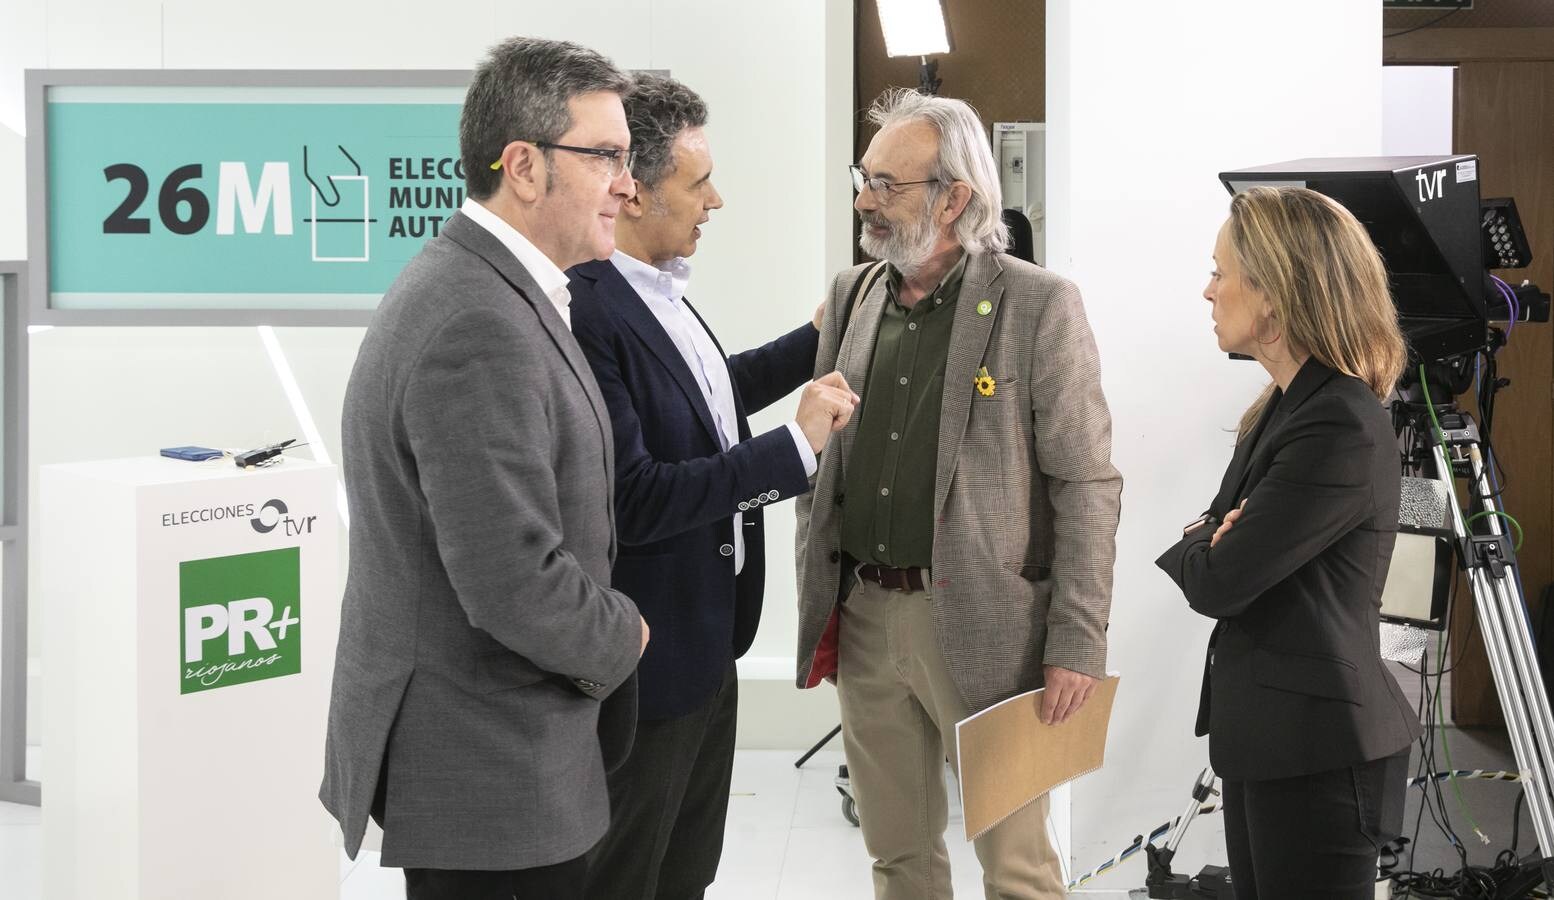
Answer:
[
  {"left": 1408, "top": 644, "right": 1467, "bottom": 873},
  {"left": 1476, "top": 349, "right": 1511, "bottom": 497},
  {"left": 1422, "top": 634, "right": 1470, "bottom": 869},
  {"left": 1402, "top": 663, "right": 1432, "bottom": 884},
  {"left": 1401, "top": 578, "right": 1474, "bottom": 679},
  {"left": 1389, "top": 632, "right": 1544, "bottom": 898},
  {"left": 1511, "top": 791, "right": 1526, "bottom": 856},
  {"left": 1384, "top": 7, "right": 1465, "bottom": 40}
]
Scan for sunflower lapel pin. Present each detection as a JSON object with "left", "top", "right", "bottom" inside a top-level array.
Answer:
[{"left": 975, "top": 366, "right": 996, "bottom": 398}]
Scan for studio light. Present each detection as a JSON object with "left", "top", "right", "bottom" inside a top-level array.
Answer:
[{"left": 877, "top": 0, "right": 952, "bottom": 94}]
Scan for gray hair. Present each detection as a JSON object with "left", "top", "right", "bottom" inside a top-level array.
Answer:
[
  {"left": 623, "top": 74, "right": 709, "bottom": 189},
  {"left": 867, "top": 89, "right": 1009, "bottom": 255},
  {"left": 460, "top": 37, "right": 632, "bottom": 199}
]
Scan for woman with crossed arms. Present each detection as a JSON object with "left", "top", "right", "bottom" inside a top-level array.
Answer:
[{"left": 1157, "top": 186, "right": 1423, "bottom": 899}]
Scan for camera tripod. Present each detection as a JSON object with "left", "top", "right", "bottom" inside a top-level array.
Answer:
[
  {"left": 1396, "top": 361, "right": 1554, "bottom": 891},
  {"left": 1139, "top": 768, "right": 1235, "bottom": 899}
]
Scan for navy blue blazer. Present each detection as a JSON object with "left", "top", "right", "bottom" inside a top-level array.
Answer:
[{"left": 568, "top": 258, "right": 820, "bottom": 720}]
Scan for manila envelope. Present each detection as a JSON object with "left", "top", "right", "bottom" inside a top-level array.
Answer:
[{"left": 955, "top": 674, "right": 1121, "bottom": 840}]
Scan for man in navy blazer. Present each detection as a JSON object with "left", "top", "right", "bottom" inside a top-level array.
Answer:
[{"left": 568, "top": 75, "right": 857, "bottom": 900}]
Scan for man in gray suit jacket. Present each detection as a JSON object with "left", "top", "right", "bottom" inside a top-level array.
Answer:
[
  {"left": 794, "top": 90, "right": 1123, "bottom": 900},
  {"left": 320, "top": 38, "right": 650, "bottom": 900}
]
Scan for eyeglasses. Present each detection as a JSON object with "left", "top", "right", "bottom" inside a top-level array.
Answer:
[
  {"left": 849, "top": 164, "right": 940, "bottom": 200},
  {"left": 490, "top": 142, "right": 637, "bottom": 179}
]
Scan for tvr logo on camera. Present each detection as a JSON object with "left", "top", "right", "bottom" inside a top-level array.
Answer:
[
  {"left": 179, "top": 548, "right": 302, "bottom": 695},
  {"left": 1416, "top": 167, "right": 1447, "bottom": 203}
]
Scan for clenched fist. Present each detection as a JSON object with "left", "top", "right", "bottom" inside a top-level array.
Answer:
[{"left": 796, "top": 372, "right": 860, "bottom": 453}]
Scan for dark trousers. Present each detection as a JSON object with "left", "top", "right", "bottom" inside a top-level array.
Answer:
[
  {"left": 1221, "top": 749, "right": 1409, "bottom": 900},
  {"left": 403, "top": 853, "right": 590, "bottom": 900},
  {"left": 585, "top": 661, "right": 739, "bottom": 900}
]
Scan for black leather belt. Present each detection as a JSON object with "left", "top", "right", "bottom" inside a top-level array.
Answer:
[{"left": 857, "top": 564, "right": 926, "bottom": 592}]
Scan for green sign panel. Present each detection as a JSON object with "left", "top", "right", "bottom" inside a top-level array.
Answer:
[
  {"left": 179, "top": 547, "right": 301, "bottom": 694},
  {"left": 41, "top": 80, "right": 468, "bottom": 314}
]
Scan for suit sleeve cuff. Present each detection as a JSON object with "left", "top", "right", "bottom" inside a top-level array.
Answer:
[
  {"left": 1155, "top": 521, "right": 1216, "bottom": 592},
  {"left": 786, "top": 421, "right": 818, "bottom": 477}
]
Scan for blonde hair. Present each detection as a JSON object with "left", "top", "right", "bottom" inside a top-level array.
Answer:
[{"left": 1226, "top": 186, "right": 1407, "bottom": 441}]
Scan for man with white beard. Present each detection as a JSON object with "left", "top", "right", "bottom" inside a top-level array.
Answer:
[{"left": 792, "top": 89, "right": 1123, "bottom": 900}]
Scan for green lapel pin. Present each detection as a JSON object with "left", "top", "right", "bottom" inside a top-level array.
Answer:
[{"left": 976, "top": 300, "right": 992, "bottom": 316}]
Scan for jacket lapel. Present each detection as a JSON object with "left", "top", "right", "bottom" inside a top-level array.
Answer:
[
  {"left": 1216, "top": 392, "right": 1281, "bottom": 514},
  {"left": 442, "top": 212, "right": 615, "bottom": 478},
  {"left": 584, "top": 260, "right": 723, "bottom": 447},
  {"left": 933, "top": 252, "right": 1005, "bottom": 518},
  {"left": 682, "top": 297, "right": 753, "bottom": 439},
  {"left": 830, "top": 269, "right": 892, "bottom": 472},
  {"left": 1220, "top": 358, "right": 1340, "bottom": 510}
]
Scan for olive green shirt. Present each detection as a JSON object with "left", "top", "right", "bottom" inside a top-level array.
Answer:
[{"left": 840, "top": 255, "right": 966, "bottom": 569}]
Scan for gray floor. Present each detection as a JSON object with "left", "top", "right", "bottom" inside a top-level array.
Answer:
[
  {"left": 0, "top": 750, "right": 1014, "bottom": 900},
  {"left": 2, "top": 652, "right": 1544, "bottom": 898}
]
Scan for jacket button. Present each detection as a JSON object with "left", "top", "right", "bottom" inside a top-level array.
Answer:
[
  {"left": 738, "top": 501, "right": 750, "bottom": 511},
  {"left": 719, "top": 544, "right": 734, "bottom": 557},
  {"left": 829, "top": 550, "right": 841, "bottom": 563},
  {"left": 766, "top": 490, "right": 779, "bottom": 501}
]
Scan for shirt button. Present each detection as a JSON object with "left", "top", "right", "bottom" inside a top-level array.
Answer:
[
  {"left": 899, "top": 376, "right": 908, "bottom": 385},
  {"left": 935, "top": 298, "right": 943, "bottom": 305},
  {"left": 719, "top": 544, "right": 734, "bottom": 557},
  {"left": 877, "top": 543, "right": 886, "bottom": 553},
  {"left": 890, "top": 432, "right": 899, "bottom": 441},
  {"left": 829, "top": 550, "right": 841, "bottom": 563},
  {"left": 908, "top": 322, "right": 918, "bottom": 331},
  {"left": 880, "top": 488, "right": 890, "bottom": 496}
]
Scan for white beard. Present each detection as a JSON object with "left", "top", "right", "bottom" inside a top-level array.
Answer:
[{"left": 859, "top": 208, "right": 939, "bottom": 280}]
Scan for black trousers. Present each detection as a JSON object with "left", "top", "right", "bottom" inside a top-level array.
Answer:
[
  {"left": 585, "top": 661, "right": 740, "bottom": 900},
  {"left": 1221, "top": 749, "right": 1409, "bottom": 900},
  {"left": 403, "top": 853, "right": 590, "bottom": 900}
]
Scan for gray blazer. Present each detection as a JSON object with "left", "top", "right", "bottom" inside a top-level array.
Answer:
[
  {"left": 320, "top": 212, "right": 643, "bottom": 870},
  {"left": 795, "top": 252, "right": 1122, "bottom": 714}
]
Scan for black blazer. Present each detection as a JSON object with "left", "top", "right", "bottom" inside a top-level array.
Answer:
[
  {"left": 568, "top": 258, "right": 819, "bottom": 720},
  {"left": 1156, "top": 359, "right": 1422, "bottom": 780}
]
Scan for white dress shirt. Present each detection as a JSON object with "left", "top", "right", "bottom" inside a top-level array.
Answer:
[
  {"left": 610, "top": 250, "right": 817, "bottom": 574},
  {"left": 460, "top": 198, "right": 573, "bottom": 329}
]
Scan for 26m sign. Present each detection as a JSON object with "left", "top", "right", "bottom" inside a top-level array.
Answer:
[{"left": 101, "top": 162, "right": 293, "bottom": 236}]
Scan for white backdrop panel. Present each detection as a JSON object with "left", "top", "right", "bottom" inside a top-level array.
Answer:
[{"left": 1047, "top": 0, "right": 1383, "bottom": 881}]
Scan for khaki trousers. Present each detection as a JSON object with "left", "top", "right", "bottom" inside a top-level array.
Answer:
[{"left": 836, "top": 575, "right": 1066, "bottom": 900}]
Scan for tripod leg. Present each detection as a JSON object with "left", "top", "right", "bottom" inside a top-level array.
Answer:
[
  {"left": 1434, "top": 439, "right": 1554, "bottom": 852},
  {"left": 794, "top": 724, "right": 843, "bottom": 768}
]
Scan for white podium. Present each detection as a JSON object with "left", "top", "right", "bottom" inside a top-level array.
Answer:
[{"left": 40, "top": 456, "right": 340, "bottom": 900}]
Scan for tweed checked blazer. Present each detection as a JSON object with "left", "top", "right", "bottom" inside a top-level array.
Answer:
[
  {"left": 320, "top": 212, "right": 643, "bottom": 871},
  {"left": 794, "top": 251, "right": 1122, "bottom": 714}
]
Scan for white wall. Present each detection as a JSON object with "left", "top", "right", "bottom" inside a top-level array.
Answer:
[
  {"left": 0, "top": 125, "right": 20, "bottom": 258},
  {"left": 1384, "top": 65, "right": 1455, "bottom": 155},
  {"left": 1047, "top": 0, "right": 1383, "bottom": 887},
  {"left": 0, "top": 0, "right": 855, "bottom": 764}
]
